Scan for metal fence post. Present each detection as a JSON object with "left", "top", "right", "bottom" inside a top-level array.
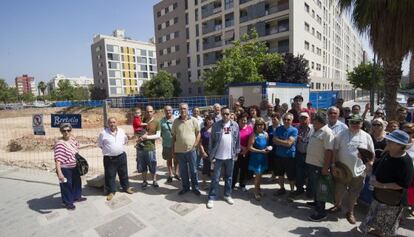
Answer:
[{"left": 103, "top": 100, "right": 109, "bottom": 128}]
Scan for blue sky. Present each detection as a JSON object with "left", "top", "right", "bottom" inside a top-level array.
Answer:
[{"left": 0, "top": 0, "right": 410, "bottom": 86}]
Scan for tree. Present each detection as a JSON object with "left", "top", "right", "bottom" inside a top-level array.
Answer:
[
  {"left": 280, "top": 53, "right": 310, "bottom": 84},
  {"left": 347, "top": 63, "right": 384, "bottom": 90},
  {"left": 37, "top": 81, "right": 47, "bottom": 96},
  {"left": 19, "top": 92, "right": 35, "bottom": 102},
  {"left": 204, "top": 30, "right": 269, "bottom": 94},
  {"left": 258, "top": 53, "right": 284, "bottom": 82},
  {"left": 142, "top": 70, "right": 180, "bottom": 98},
  {"left": 0, "top": 80, "right": 18, "bottom": 103},
  {"left": 89, "top": 85, "right": 107, "bottom": 100},
  {"left": 338, "top": 0, "right": 414, "bottom": 119}
]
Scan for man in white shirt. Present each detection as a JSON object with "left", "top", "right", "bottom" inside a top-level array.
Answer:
[
  {"left": 206, "top": 107, "right": 240, "bottom": 209},
  {"left": 327, "top": 106, "right": 348, "bottom": 136},
  {"left": 98, "top": 117, "right": 133, "bottom": 201},
  {"left": 331, "top": 114, "right": 374, "bottom": 224}
]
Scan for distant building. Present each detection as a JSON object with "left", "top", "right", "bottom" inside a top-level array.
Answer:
[
  {"left": 15, "top": 74, "right": 37, "bottom": 95},
  {"left": 91, "top": 29, "right": 157, "bottom": 98},
  {"left": 47, "top": 74, "right": 94, "bottom": 94}
]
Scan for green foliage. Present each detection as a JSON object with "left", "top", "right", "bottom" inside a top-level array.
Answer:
[
  {"left": 347, "top": 63, "right": 384, "bottom": 90},
  {"left": 89, "top": 85, "right": 107, "bottom": 100},
  {"left": 0, "top": 79, "right": 18, "bottom": 103},
  {"left": 37, "top": 81, "right": 47, "bottom": 96},
  {"left": 50, "top": 79, "right": 90, "bottom": 101},
  {"left": 204, "top": 30, "right": 268, "bottom": 94},
  {"left": 280, "top": 53, "right": 310, "bottom": 84},
  {"left": 19, "top": 92, "right": 35, "bottom": 102},
  {"left": 142, "top": 70, "right": 181, "bottom": 98}
]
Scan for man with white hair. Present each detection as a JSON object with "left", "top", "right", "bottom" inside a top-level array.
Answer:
[
  {"left": 327, "top": 106, "right": 348, "bottom": 136},
  {"left": 213, "top": 103, "right": 222, "bottom": 122}
]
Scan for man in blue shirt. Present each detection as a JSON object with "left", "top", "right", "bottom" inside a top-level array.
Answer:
[{"left": 273, "top": 113, "right": 298, "bottom": 195}]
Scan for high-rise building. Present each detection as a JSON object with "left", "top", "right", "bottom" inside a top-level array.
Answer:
[
  {"left": 15, "top": 74, "right": 37, "bottom": 95},
  {"left": 91, "top": 29, "right": 157, "bottom": 98},
  {"left": 47, "top": 74, "right": 94, "bottom": 94},
  {"left": 154, "top": 0, "right": 364, "bottom": 95}
]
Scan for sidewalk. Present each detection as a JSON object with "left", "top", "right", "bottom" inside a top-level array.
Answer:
[{"left": 0, "top": 165, "right": 413, "bottom": 237}]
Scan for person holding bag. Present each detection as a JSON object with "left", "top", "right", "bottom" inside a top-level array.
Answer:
[
  {"left": 54, "top": 123, "right": 86, "bottom": 210},
  {"left": 359, "top": 130, "right": 414, "bottom": 237}
]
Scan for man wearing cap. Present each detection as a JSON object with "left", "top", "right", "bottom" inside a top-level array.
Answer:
[
  {"left": 291, "top": 112, "right": 313, "bottom": 198},
  {"left": 288, "top": 95, "right": 309, "bottom": 127},
  {"left": 331, "top": 114, "right": 374, "bottom": 224},
  {"left": 306, "top": 112, "right": 335, "bottom": 221},
  {"left": 327, "top": 106, "right": 348, "bottom": 136},
  {"left": 98, "top": 117, "right": 134, "bottom": 201}
]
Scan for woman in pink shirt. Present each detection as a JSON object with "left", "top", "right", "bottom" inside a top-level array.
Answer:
[{"left": 232, "top": 113, "right": 253, "bottom": 191}]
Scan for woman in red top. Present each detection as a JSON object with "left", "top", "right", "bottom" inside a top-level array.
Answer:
[{"left": 54, "top": 123, "right": 86, "bottom": 210}]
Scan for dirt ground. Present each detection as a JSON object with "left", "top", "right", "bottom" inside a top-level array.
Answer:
[{"left": 0, "top": 107, "right": 166, "bottom": 176}]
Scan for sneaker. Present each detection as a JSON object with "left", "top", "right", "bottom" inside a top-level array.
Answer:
[
  {"left": 178, "top": 189, "right": 190, "bottom": 195},
  {"left": 124, "top": 187, "right": 134, "bottom": 194},
  {"left": 142, "top": 181, "right": 148, "bottom": 189},
  {"left": 174, "top": 175, "right": 181, "bottom": 181},
  {"left": 308, "top": 213, "right": 327, "bottom": 222},
  {"left": 224, "top": 196, "right": 234, "bottom": 205},
  {"left": 74, "top": 197, "right": 87, "bottom": 202},
  {"left": 206, "top": 200, "right": 214, "bottom": 209},
  {"left": 193, "top": 189, "right": 201, "bottom": 196},
  {"left": 106, "top": 193, "right": 115, "bottom": 201},
  {"left": 166, "top": 176, "right": 173, "bottom": 183},
  {"left": 274, "top": 188, "right": 286, "bottom": 196},
  {"left": 346, "top": 212, "right": 356, "bottom": 225},
  {"left": 305, "top": 201, "right": 317, "bottom": 207},
  {"left": 153, "top": 181, "right": 159, "bottom": 188},
  {"left": 65, "top": 204, "right": 76, "bottom": 210}
]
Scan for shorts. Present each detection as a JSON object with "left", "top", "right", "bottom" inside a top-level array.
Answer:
[
  {"left": 162, "top": 147, "right": 173, "bottom": 160},
  {"left": 137, "top": 150, "right": 157, "bottom": 174},
  {"left": 272, "top": 156, "right": 296, "bottom": 181}
]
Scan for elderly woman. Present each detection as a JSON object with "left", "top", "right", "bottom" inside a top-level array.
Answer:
[
  {"left": 371, "top": 119, "right": 388, "bottom": 156},
  {"left": 54, "top": 123, "right": 86, "bottom": 210},
  {"left": 359, "top": 130, "right": 414, "bottom": 237}
]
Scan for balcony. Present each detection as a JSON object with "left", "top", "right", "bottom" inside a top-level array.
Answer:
[
  {"left": 240, "top": 0, "right": 252, "bottom": 5},
  {"left": 265, "top": 2, "right": 289, "bottom": 15},
  {"left": 203, "top": 41, "right": 223, "bottom": 50}
]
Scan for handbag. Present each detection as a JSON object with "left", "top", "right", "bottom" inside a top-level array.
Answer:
[
  {"left": 75, "top": 153, "right": 89, "bottom": 176},
  {"left": 316, "top": 174, "right": 335, "bottom": 204}
]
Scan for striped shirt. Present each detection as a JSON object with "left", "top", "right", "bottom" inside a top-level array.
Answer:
[{"left": 54, "top": 138, "right": 79, "bottom": 168}]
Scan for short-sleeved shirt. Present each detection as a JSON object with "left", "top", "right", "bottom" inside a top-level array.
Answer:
[
  {"left": 328, "top": 120, "right": 348, "bottom": 136},
  {"left": 98, "top": 128, "right": 128, "bottom": 156},
  {"left": 172, "top": 116, "right": 200, "bottom": 153},
  {"left": 160, "top": 117, "right": 174, "bottom": 148},
  {"left": 373, "top": 153, "right": 414, "bottom": 189},
  {"left": 274, "top": 125, "right": 298, "bottom": 158},
  {"left": 306, "top": 125, "right": 334, "bottom": 167},
  {"left": 240, "top": 124, "right": 254, "bottom": 148},
  {"left": 141, "top": 119, "right": 161, "bottom": 151},
  {"left": 335, "top": 129, "right": 375, "bottom": 177}
]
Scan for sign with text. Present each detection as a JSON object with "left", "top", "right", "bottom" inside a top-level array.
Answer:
[
  {"left": 51, "top": 114, "right": 82, "bottom": 128},
  {"left": 32, "top": 114, "right": 45, "bottom": 135}
]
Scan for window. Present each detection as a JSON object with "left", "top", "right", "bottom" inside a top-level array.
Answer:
[
  {"left": 195, "top": 9, "right": 199, "bottom": 21},
  {"left": 140, "top": 49, "right": 147, "bottom": 56},
  {"left": 96, "top": 46, "right": 101, "bottom": 52},
  {"left": 304, "top": 22, "right": 310, "bottom": 32},
  {"left": 304, "top": 41, "right": 310, "bottom": 50},
  {"left": 304, "top": 3, "right": 309, "bottom": 12},
  {"left": 196, "top": 24, "right": 199, "bottom": 37},
  {"left": 138, "top": 57, "right": 147, "bottom": 64},
  {"left": 225, "top": 0, "right": 233, "bottom": 10}
]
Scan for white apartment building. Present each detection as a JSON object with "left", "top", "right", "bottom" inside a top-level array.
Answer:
[
  {"left": 91, "top": 29, "right": 157, "bottom": 98},
  {"left": 47, "top": 74, "right": 94, "bottom": 94},
  {"left": 154, "top": 0, "right": 364, "bottom": 95}
]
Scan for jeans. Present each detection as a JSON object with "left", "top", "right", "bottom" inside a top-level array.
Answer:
[
  {"left": 307, "top": 164, "right": 325, "bottom": 215},
  {"left": 176, "top": 150, "right": 199, "bottom": 191},
  {"left": 295, "top": 152, "right": 308, "bottom": 192},
  {"left": 232, "top": 154, "right": 249, "bottom": 188},
  {"left": 60, "top": 167, "right": 82, "bottom": 205},
  {"left": 104, "top": 152, "right": 129, "bottom": 193},
  {"left": 196, "top": 150, "right": 203, "bottom": 171},
  {"left": 209, "top": 158, "right": 234, "bottom": 200}
]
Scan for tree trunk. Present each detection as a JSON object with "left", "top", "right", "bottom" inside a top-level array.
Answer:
[
  {"left": 409, "top": 53, "right": 414, "bottom": 84},
  {"left": 383, "top": 58, "right": 403, "bottom": 120}
]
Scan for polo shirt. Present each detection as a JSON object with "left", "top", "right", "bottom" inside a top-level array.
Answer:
[
  {"left": 98, "top": 128, "right": 128, "bottom": 156},
  {"left": 172, "top": 116, "right": 200, "bottom": 153},
  {"left": 306, "top": 125, "right": 334, "bottom": 167},
  {"left": 274, "top": 125, "right": 298, "bottom": 158}
]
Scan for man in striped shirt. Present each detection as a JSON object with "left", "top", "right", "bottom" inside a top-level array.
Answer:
[{"left": 98, "top": 117, "right": 134, "bottom": 201}]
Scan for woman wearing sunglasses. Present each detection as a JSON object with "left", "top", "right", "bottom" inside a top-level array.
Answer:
[{"left": 54, "top": 123, "right": 85, "bottom": 210}]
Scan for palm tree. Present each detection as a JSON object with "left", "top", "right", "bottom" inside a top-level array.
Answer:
[
  {"left": 38, "top": 81, "right": 47, "bottom": 96},
  {"left": 338, "top": 0, "right": 414, "bottom": 119}
]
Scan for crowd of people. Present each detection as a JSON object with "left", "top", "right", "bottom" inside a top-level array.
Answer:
[{"left": 53, "top": 95, "right": 414, "bottom": 237}]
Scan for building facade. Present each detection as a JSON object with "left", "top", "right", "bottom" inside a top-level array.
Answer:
[
  {"left": 47, "top": 74, "right": 94, "bottom": 94},
  {"left": 15, "top": 74, "right": 37, "bottom": 95},
  {"left": 91, "top": 29, "right": 157, "bottom": 98},
  {"left": 154, "top": 0, "right": 364, "bottom": 96}
]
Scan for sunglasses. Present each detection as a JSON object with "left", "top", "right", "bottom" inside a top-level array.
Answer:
[
  {"left": 349, "top": 121, "right": 361, "bottom": 125},
  {"left": 61, "top": 129, "right": 72, "bottom": 133},
  {"left": 372, "top": 123, "right": 382, "bottom": 127},
  {"left": 283, "top": 118, "right": 292, "bottom": 121},
  {"left": 222, "top": 112, "right": 230, "bottom": 116}
]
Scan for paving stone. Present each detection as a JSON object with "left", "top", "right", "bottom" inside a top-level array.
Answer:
[
  {"left": 106, "top": 194, "right": 132, "bottom": 210},
  {"left": 95, "top": 213, "right": 146, "bottom": 237},
  {"left": 169, "top": 202, "right": 198, "bottom": 216}
]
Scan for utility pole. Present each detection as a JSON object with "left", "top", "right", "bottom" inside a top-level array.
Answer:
[{"left": 370, "top": 54, "right": 376, "bottom": 116}]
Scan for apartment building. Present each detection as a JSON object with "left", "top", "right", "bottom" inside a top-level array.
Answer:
[
  {"left": 47, "top": 74, "right": 94, "bottom": 94},
  {"left": 15, "top": 74, "right": 37, "bottom": 95},
  {"left": 91, "top": 29, "right": 157, "bottom": 98},
  {"left": 154, "top": 0, "right": 364, "bottom": 95}
]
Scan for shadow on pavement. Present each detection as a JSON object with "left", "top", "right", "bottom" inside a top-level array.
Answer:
[
  {"left": 26, "top": 192, "right": 62, "bottom": 214},
  {"left": 289, "top": 226, "right": 362, "bottom": 237}
]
